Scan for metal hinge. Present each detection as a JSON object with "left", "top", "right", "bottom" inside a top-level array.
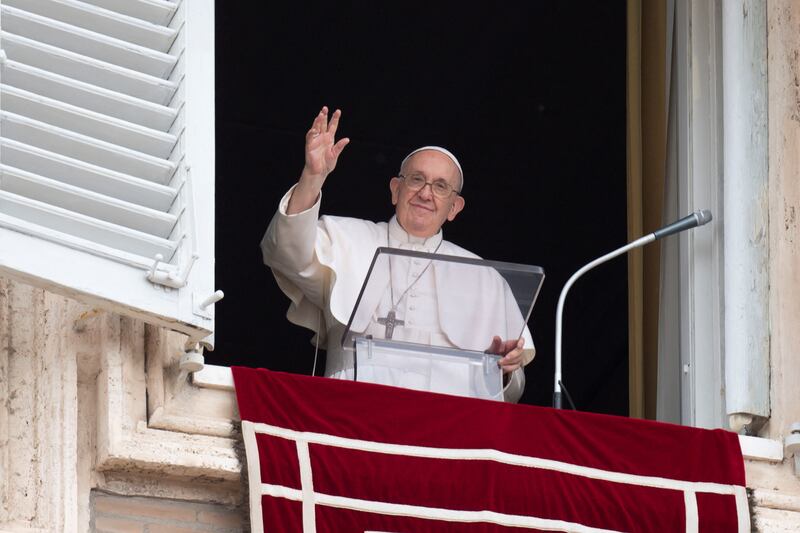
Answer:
[{"left": 147, "top": 252, "right": 198, "bottom": 289}]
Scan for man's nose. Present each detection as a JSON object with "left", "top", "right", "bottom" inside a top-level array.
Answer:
[{"left": 416, "top": 183, "right": 434, "bottom": 200}]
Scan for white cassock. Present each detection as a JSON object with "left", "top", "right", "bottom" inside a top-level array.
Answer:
[{"left": 261, "top": 185, "right": 535, "bottom": 402}]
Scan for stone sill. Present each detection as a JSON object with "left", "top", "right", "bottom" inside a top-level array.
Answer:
[
  {"left": 739, "top": 434, "right": 784, "bottom": 463},
  {"left": 193, "top": 363, "right": 235, "bottom": 390}
]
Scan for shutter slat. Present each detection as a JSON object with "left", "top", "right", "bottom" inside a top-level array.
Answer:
[
  {"left": 0, "top": 138, "right": 178, "bottom": 212},
  {"left": 1, "top": 31, "right": 178, "bottom": 105},
  {"left": 0, "top": 138, "right": 177, "bottom": 211},
  {"left": 1, "top": 111, "right": 177, "bottom": 184},
  {"left": 0, "top": 190, "right": 177, "bottom": 259},
  {"left": 1, "top": 84, "right": 177, "bottom": 158},
  {"left": 0, "top": 164, "right": 178, "bottom": 237},
  {"left": 78, "top": 0, "right": 177, "bottom": 27},
  {"left": 1, "top": 59, "right": 177, "bottom": 130},
  {"left": 0, "top": 0, "right": 216, "bottom": 337},
  {"left": 3, "top": 0, "right": 178, "bottom": 52},
  {"left": 1, "top": 5, "right": 177, "bottom": 78}
]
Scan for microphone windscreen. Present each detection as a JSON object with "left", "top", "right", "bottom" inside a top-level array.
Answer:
[{"left": 696, "top": 209, "right": 713, "bottom": 225}]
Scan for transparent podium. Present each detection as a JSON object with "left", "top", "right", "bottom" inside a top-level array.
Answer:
[{"left": 340, "top": 247, "right": 544, "bottom": 401}]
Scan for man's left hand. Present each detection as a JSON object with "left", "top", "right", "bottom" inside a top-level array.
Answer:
[{"left": 486, "top": 336, "right": 525, "bottom": 374}]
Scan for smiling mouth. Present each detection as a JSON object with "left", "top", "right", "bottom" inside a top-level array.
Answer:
[{"left": 410, "top": 203, "right": 434, "bottom": 212}]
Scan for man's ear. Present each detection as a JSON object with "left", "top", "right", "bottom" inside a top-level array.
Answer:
[
  {"left": 389, "top": 177, "right": 401, "bottom": 205},
  {"left": 446, "top": 195, "right": 465, "bottom": 222}
]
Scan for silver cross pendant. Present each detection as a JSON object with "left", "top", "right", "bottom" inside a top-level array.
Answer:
[{"left": 377, "top": 309, "right": 404, "bottom": 340}]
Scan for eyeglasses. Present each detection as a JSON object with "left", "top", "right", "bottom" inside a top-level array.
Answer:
[{"left": 399, "top": 174, "right": 460, "bottom": 198}]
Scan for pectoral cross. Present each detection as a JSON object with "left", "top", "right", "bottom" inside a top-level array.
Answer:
[{"left": 377, "top": 309, "right": 404, "bottom": 340}]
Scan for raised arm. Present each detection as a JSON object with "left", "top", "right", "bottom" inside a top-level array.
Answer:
[
  {"left": 287, "top": 106, "right": 350, "bottom": 214},
  {"left": 261, "top": 107, "right": 349, "bottom": 310}
]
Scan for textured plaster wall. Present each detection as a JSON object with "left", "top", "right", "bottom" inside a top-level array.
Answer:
[
  {"left": 742, "top": 1, "right": 800, "bottom": 530},
  {"left": 0, "top": 277, "right": 242, "bottom": 532},
  {"left": 0, "top": 278, "right": 80, "bottom": 531}
]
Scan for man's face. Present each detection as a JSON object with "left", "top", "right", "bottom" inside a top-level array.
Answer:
[{"left": 389, "top": 150, "right": 465, "bottom": 238}]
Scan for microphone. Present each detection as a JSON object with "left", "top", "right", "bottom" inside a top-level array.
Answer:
[
  {"left": 553, "top": 209, "right": 713, "bottom": 409},
  {"left": 653, "top": 209, "right": 712, "bottom": 240}
]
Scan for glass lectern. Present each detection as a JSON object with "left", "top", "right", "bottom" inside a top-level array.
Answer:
[{"left": 340, "top": 247, "right": 544, "bottom": 401}]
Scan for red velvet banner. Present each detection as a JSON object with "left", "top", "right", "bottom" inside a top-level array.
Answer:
[{"left": 233, "top": 367, "right": 748, "bottom": 532}]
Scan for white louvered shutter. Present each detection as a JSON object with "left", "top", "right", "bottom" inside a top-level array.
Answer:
[{"left": 0, "top": 0, "right": 217, "bottom": 341}]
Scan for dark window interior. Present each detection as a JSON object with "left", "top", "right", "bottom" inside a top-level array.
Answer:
[{"left": 214, "top": 2, "right": 629, "bottom": 415}]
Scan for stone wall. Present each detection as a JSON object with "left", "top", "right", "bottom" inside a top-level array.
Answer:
[
  {"left": 746, "top": 1, "right": 800, "bottom": 529},
  {"left": 92, "top": 492, "right": 242, "bottom": 533},
  {"left": 0, "top": 278, "right": 243, "bottom": 532}
]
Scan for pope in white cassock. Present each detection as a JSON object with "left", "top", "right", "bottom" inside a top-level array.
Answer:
[{"left": 261, "top": 107, "right": 535, "bottom": 402}]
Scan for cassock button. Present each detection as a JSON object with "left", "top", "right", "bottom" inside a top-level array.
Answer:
[{"left": 409, "top": 305, "right": 416, "bottom": 311}]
